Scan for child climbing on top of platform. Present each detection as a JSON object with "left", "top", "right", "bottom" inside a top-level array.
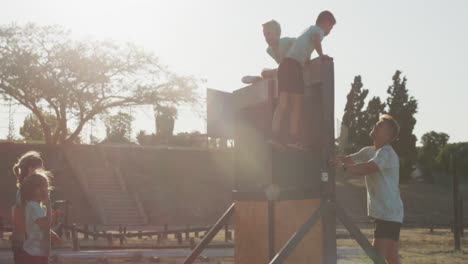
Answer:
[
  {"left": 270, "top": 10, "right": 335, "bottom": 151},
  {"left": 241, "top": 20, "right": 295, "bottom": 84}
]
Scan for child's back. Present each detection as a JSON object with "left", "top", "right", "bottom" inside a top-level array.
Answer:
[{"left": 23, "top": 200, "right": 48, "bottom": 257}]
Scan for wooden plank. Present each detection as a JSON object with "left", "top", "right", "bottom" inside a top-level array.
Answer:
[
  {"left": 235, "top": 201, "right": 269, "bottom": 264},
  {"left": 274, "top": 199, "right": 323, "bottom": 264}
]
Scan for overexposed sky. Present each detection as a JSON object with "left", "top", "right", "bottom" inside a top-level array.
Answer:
[{"left": 0, "top": 0, "right": 466, "bottom": 143}]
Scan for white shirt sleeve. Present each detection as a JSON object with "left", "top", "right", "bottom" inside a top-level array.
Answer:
[
  {"left": 369, "top": 147, "right": 393, "bottom": 171},
  {"left": 27, "top": 202, "right": 46, "bottom": 222},
  {"left": 348, "top": 147, "right": 369, "bottom": 163}
]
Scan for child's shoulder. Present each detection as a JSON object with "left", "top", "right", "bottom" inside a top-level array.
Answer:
[{"left": 25, "top": 201, "right": 43, "bottom": 209}]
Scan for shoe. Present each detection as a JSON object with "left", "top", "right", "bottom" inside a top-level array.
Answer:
[{"left": 241, "top": 75, "right": 263, "bottom": 84}]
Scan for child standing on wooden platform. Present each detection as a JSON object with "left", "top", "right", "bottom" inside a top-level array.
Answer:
[{"left": 270, "top": 11, "right": 336, "bottom": 150}]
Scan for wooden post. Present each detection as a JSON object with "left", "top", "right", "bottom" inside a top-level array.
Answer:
[
  {"left": 107, "top": 233, "right": 113, "bottom": 246},
  {"left": 224, "top": 224, "right": 229, "bottom": 243},
  {"left": 83, "top": 224, "right": 89, "bottom": 240},
  {"left": 185, "top": 225, "right": 190, "bottom": 241},
  {"left": 119, "top": 234, "right": 125, "bottom": 246},
  {"left": 0, "top": 216, "right": 4, "bottom": 239},
  {"left": 460, "top": 196, "right": 464, "bottom": 237},
  {"left": 452, "top": 155, "right": 461, "bottom": 252},
  {"left": 64, "top": 201, "right": 69, "bottom": 226},
  {"left": 164, "top": 224, "right": 168, "bottom": 239},
  {"left": 176, "top": 232, "right": 183, "bottom": 244},
  {"left": 72, "top": 224, "right": 79, "bottom": 251},
  {"left": 195, "top": 231, "right": 199, "bottom": 238},
  {"left": 93, "top": 225, "right": 98, "bottom": 241},
  {"left": 157, "top": 234, "right": 162, "bottom": 244},
  {"left": 138, "top": 230, "right": 143, "bottom": 239}
]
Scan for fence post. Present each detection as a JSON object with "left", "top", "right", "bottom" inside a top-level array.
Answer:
[
  {"left": 176, "top": 232, "right": 183, "bottom": 245},
  {"left": 185, "top": 225, "right": 190, "bottom": 241},
  {"left": 0, "top": 216, "right": 4, "bottom": 239},
  {"left": 452, "top": 155, "right": 461, "bottom": 252},
  {"left": 224, "top": 224, "right": 229, "bottom": 242},
  {"left": 164, "top": 224, "right": 168, "bottom": 240},
  {"left": 107, "top": 233, "right": 113, "bottom": 246},
  {"left": 460, "top": 196, "right": 464, "bottom": 237},
  {"left": 93, "top": 225, "right": 98, "bottom": 241},
  {"left": 72, "top": 223, "right": 79, "bottom": 251},
  {"left": 83, "top": 224, "right": 89, "bottom": 240},
  {"left": 119, "top": 233, "right": 125, "bottom": 246},
  {"left": 138, "top": 230, "right": 142, "bottom": 239}
]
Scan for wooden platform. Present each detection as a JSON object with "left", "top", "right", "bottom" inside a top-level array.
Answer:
[{"left": 234, "top": 199, "right": 323, "bottom": 264}]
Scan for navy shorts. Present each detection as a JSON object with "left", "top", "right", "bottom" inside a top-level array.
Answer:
[
  {"left": 277, "top": 58, "right": 304, "bottom": 94},
  {"left": 374, "top": 219, "right": 402, "bottom": 241}
]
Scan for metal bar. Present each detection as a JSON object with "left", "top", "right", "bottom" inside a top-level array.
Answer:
[
  {"left": 335, "top": 203, "right": 386, "bottom": 264},
  {"left": 269, "top": 204, "right": 325, "bottom": 264},
  {"left": 183, "top": 203, "right": 235, "bottom": 264}
]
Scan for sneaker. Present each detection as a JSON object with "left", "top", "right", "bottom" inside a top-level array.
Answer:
[{"left": 241, "top": 75, "right": 263, "bottom": 84}]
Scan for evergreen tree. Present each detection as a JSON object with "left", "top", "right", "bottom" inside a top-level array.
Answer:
[
  {"left": 359, "top": 96, "right": 387, "bottom": 146},
  {"left": 386, "top": 70, "right": 418, "bottom": 182},
  {"left": 342, "top": 76, "right": 369, "bottom": 153}
]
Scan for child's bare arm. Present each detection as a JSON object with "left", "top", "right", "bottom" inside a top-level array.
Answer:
[{"left": 312, "top": 33, "right": 324, "bottom": 57}]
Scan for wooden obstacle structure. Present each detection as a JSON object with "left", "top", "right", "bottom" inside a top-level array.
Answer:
[{"left": 186, "top": 57, "right": 386, "bottom": 264}]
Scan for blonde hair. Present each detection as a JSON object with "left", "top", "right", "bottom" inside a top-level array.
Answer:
[
  {"left": 262, "top": 20, "right": 281, "bottom": 36},
  {"left": 13, "top": 151, "right": 44, "bottom": 187},
  {"left": 380, "top": 114, "right": 400, "bottom": 142}
]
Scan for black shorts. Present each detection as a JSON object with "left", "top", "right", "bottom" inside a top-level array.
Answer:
[
  {"left": 277, "top": 58, "right": 304, "bottom": 94},
  {"left": 374, "top": 219, "right": 402, "bottom": 241}
]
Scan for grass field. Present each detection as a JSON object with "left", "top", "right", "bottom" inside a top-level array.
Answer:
[{"left": 1, "top": 227, "right": 467, "bottom": 263}]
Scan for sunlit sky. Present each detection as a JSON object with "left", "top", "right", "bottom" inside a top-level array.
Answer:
[{"left": 0, "top": 0, "right": 467, "bottom": 143}]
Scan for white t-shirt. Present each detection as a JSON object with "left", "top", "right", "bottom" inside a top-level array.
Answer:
[
  {"left": 23, "top": 201, "right": 49, "bottom": 256},
  {"left": 266, "top": 37, "right": 296, "bottom": 64},
  {"left": 349, "top": 145, "right": 404, "bottom": 223},
  {"left": 286, "top": 25, "right": 325, "bottom": 65}
]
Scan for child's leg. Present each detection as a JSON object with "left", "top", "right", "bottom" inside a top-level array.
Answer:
[
  {"left": 271, "top": 92, "right": 290, "bottom": 142},
  {"left": 289, "top": 93, "right": 304, "bottom": 143}
]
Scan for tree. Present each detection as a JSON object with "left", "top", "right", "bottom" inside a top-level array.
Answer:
[
  {"left": 0, "top": 24, "right": 199, "bottom": 145},
  {"left": 418, "top": 131, "right": 449, "bottom": 182},
  {"left": 102, "top": 111, "right": 134, "bottom": 144},
  {"left": 342, "top": 76, "right": 369, "bottom": 152},
  {"left": 154, "top": 105, "right": 177, "bottom": 140},
  {"left": 386, "top": 70, "right": 418, "bottom": 182},
  {"left": 436, "top": 142, "right": 468, "bottom": 181},
  {"left": 360, "top": 96, "right": 387, "bottom": 146},
  {"left": 20, "top": 112, "right": 57, "bottom": 141}
]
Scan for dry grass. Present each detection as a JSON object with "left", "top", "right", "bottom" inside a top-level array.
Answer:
[{"left": 1, "top": 228, "right": 467, "bottom": 263}]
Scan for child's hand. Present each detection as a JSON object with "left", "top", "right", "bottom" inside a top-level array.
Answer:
[{"left": 329, "top": 155, "right": 344, "bottom": 167}]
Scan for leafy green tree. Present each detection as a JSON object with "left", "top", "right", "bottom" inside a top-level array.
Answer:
[
  {"left": 103, "top": 112, "right": 134, "bottom": 144},
  {"left": 154, "top": 105, "right": 177, "bottom": 139},
  {"left": 360, "top": 96, "right": 387, "bottom": 146},
  {"left": 418, "top": 131, "right": 449, "bottom": 182},
  {"left": 342, "top": 76, "right": 368, "bottom": 152},
  {"left": 0, "top": 24, "right": 199, "bottom": 145},
  {"left": 386, "top": 70, "right": 418, "bottom": 182},
  {"left": 20, "top": 113, "right": 57, "bottom": 141},
  {"left": 436, "top": 142, "right": 468, "bottom": 180}
]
